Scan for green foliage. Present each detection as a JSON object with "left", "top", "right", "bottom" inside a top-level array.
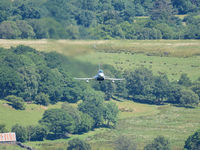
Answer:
[
  {"left": 16, "top": 20, "right": 35, "bottom": 38},
  {"left": 104, "top": 102, "right": 119, "bottom": 127},
  {"left": 126, "top": 67, "right": 156, "bottom": 104},
  {"left": 144, "top": 136, "right": 171, "bottom": 150},
  {"left": 78, "top": 88, "right": 119, "bottom": 128},
  {"left": 34, "top": 93, "right": 50, "bottom": 106},
  {"left": 39, "top": 108, "right": 75, "bottom": 138},
  {"left": 150, "top": 0, "right": 174, "bottom": 22},
  {"left": 5, "top": 95, "right": 26, "bottom": 110},
  {"left": 191, "top": 81, "right": 200, "bottom": 99},
  {"left": 178, "top": 73, "right": 192, "bottom": 87},
  {"left": 67, "top": 138, "right": 91, "bottom": 150},
  {"left": 78, "top": 89, "right": 105, "bottom": 127},
  {"left": 61, "top": 103, "right": 94, "bottom": 133},
  {"left": 27, "top": 125, "right": 47, "bottom": 141},
  {"left": 12, "top": 124, "right": 27, "bottom": 142},
  {"left": 184, "top": 129, "right": 200, "bottom": 150},
  {"left": 114, "top": 135, "right": 137, "bottom": 150},
  {"left": 0, "top": 124, "right": 8, "bottom": 133},
  {"left": 0, "top": 46, "right": 86, "bottom": 104},
  {"left": 78, "top": 113, "right": 94, "bottom": 133},
  {"left": 0, "top": 21, "right": 21, "bottom": 39},
  {"left": 0, "top": 0, "right": 200, "bottom": 39},
  {"left": 179, "top": 89, "right": 199, "bottom": 107}
]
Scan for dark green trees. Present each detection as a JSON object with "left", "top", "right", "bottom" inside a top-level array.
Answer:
[
  {"left": 179, "top": 89, "right": 199, "bottom": 107},
  {"left": 0, "top": 0, "right": 200, "bottom": 39},
  {"left": 125, "top": 67, "right": 200, "bottom": 107},
  {"left": 12, "top": 124, "right": 27, "bottom": 142},
  {"left": 126, "top": 67, "right": 156, "bottom": 104},
  {"left": 184, "top": 129, "right": 200, "bottom": 150},
  {"left": 78, "top": 89, "right": 119, "bottom": 127},
  {"left": 26, "top": 125, "right": 47, "bottom": 141},
  {"left": 39, "top": 109, "right": 74, "bottom": 138},
  {"left": 144, "top": 136, "right": 171, "bottom": 150},
  {"left": 0, "top": 46, "right": 85, "bottom": 104},
  {"left": 5, "top": 95, "right": 26, "bottom": 110},
  {"left": 0, "top": 124, "right": 8, "bottom": 133}
]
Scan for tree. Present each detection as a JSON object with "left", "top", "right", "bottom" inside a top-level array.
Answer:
[
  {"left": 61, "top": 103, "right": 82, "bottom": 133},
  {"left": 62, "top": 103, "right": 94, "bottom": 133},
  {"left": 93, "top": 80, "right": 116, "bottom": 100},
  {"left": 0, "top": 124, "right": 8, "bottom": 133},
  {"left": 34, "top": 93, "right": 50, "bottom": 106},
  {"left": 179, "top": 89, "right": 199, "bottom": 107},
  {"left": 12, "top": 124, "right": 27, "bottom": 142},
  {"left": 144, "top": 136, "right": 170, "bottom": 150},
  {"left": 28, "top": 19, "right": 49, "bottom": 39},
  {"left": 103, "top": 102, "right": 119, "bottom": 127},
  {"left": 150, "top": 0, "right": 175, "bottom": 22},
  {"left": 114, "top": 135, "right": 137, "bottom": 150},
  {"left": 178, "top": 73, "right": 192, "bottom": 87},
  {"left": 16, "top": 20, "right": 35, "bottom": 39},
  {"left": 166, "top": 83, "right": 182, "bottom": 104},
  {"left": 27, "top": 125, "right": 47, "bottom": 141},
  {"left": 171, "top": 0, "right": 195, "bottom": 14},
  {"left": 67, "top": 138, "right": 91, "bottom": 150},
  {"left": 78, "top": 113, "right": 94, "bottom": 133},
  {"left": 153, "top": 75, "right": 171, "bottom": 104},
  {"left": 39, "top": 109, "right": 75, "bottom": 138},
  {"left": 126, "top": 67, "right": 156, "bottom": 104},
  {"left": 184, "top": 129, "right": 200, "bottom": 150},
  {"left": 5, "top": 95, "right": 26, "bottom": 110},
  {"left": 0, "top": 21, "right": 21, "bottom": 39},
  {"left": 191, "top": 81, "right": 200, "bottom": 99},
  {"left": 0, "top": 0, "right": 12, "bottom": 22},
  {"left": 78, "top": 89, "right": 105, "bottom": 127}
]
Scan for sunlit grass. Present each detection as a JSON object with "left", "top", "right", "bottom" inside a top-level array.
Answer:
[{"left": 0, "top": 100, "right": 63, "bottom": 130}]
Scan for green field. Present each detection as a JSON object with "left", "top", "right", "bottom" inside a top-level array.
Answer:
[
  {"left": 0, "top": 39, "right": 200, "bottom": 81},
  {"left": 0, "top": 40, "right": 200, "bottom": 150},
  {"left": 1, "top": 100, "right": 200, "bottom": 150}
]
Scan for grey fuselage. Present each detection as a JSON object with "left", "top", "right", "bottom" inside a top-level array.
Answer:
[{"left": 94, "top": 70, "right": 105, "bottom": 81}]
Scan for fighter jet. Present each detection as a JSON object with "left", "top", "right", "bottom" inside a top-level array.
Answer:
[{"left": 74, "top": 65, "right": 124, "bottom": 83}]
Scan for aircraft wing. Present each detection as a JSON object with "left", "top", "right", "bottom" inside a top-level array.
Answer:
[
  {"left": 74, "top": 77, "right": 94, "bottom": 80},
  {"left": 74, "top": 77, "right": 95, "bottom": 82},
  {"left": 104, "top": 77, "right": 124, "bottom": 81}
]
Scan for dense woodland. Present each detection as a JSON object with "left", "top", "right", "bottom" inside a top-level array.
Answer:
[{"left": 0, "top": 0, "right": 200, "bottom": 39}]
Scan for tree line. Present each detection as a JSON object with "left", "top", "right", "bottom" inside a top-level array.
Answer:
[
  {"left": 0, "top": 0, "right": 200, "bottom": 39},
  {"left": 0, "top": 45, "right": 199, "bottom": 108}
]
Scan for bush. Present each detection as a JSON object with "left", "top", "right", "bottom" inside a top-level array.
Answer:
[
  {"left": 179, "top": 89, "right": 199, "bottom": 107},
  {"left": 5, "top": 95, "right": 26, "bottom": 110},
  {"left": 184, "top": 129, "right": 200, "bottom": 150},
  {"left": 27, "top": 125, "right": 47, "bottom": 141},
  {"left": 114, "top": 135, "right": 137, "bottom": 150},
  {"left": 12, "top": 124, "right": 27, "bottom": 142},
  {"left": 34, "top": 93, "right": 50, "bottom": 106},
  {"left": 144, "top": 136, "right": 170, "bottom": 150},
  {"left": 39, "top": 109, "right": 75, "bottom": 138},
  {"left": 0, "top": 124, "right": 8, "bottom": 133},
  {"left": 67, "top": 138, "right": 91, "bottom": 150}
]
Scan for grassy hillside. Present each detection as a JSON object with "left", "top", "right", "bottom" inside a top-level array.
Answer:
[
  {"left": 22, "top": 101, "right": 200, "bottom": 150},
  {"left": 1, "top": 97, "right": 200, "bottom": 149},
  {"left": 0, "top": 39, "right": 200, "bottom": 81},
  {"left": 0, "top": 40, "right": 200, "bottom": 150},
  {"left": 0, "top": 100, "right": 63, "bottom": 130}
]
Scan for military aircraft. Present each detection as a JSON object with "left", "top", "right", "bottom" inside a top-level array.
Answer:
[{"left": 74, "top": 65, "right": 124, "bottom": 83}]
